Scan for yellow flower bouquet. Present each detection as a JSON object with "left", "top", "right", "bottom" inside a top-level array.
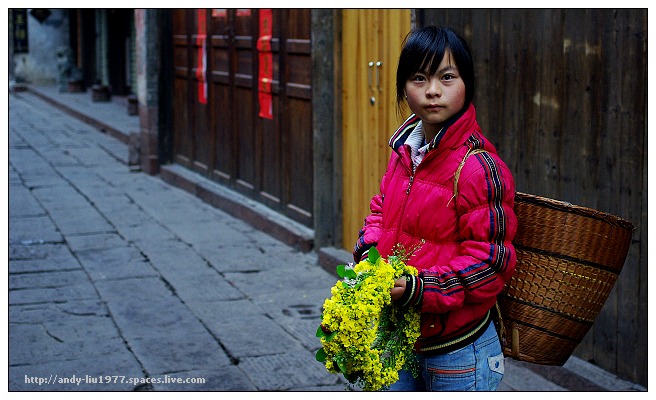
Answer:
[{"left": 315, "top": 246, "right": 421, "bottom": 391}]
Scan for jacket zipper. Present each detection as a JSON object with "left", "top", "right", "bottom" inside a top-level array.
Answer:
[
  {"left": 406, "top": 163, "right": 417, "bottom": 195},
  {"left": 394, "top": 157, "right": 414, "bottom": 246},
  {"left": 406, "top": 173, "right": 415, "bottom": 194}
]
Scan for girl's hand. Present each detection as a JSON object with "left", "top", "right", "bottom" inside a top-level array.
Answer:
[{"left": 391, "top": 277, "right": 407, "bottom": 302}]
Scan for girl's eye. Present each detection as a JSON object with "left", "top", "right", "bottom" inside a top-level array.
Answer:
[{"left": 412, "top": 74, "right": 426, "bottom": 82}]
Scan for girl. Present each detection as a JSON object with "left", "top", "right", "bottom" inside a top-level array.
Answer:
[{"left": 353, "top": 26, "right": 517, "bottom": 391}]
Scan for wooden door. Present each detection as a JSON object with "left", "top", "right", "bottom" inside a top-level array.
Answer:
[
  {"left": 341, "top": 10, "right": 411, "bottom": 249},
  {"left": 171, "top": 9, "right": 313, "bottom": 227}
]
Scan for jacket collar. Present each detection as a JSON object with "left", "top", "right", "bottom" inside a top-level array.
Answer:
[
  {"left": 389, "top": 114, "right": 421, "bottom": 152},
  {"left": 389, "top": 103, "right": 480, "bottom": 154}
]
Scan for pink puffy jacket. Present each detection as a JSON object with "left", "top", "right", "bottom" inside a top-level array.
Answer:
[{"left": 354, "top": 104, "right": 517, "bottom": 354}]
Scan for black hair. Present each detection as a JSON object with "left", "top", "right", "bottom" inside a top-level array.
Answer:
[{"left": 396, "top": 26, "right": 475, "bottom": 111}]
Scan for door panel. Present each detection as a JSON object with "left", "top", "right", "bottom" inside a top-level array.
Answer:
[
  {"left": 172, "top": 10, "right": 192, "bottom": 167},
  {"left": 208, "top": 17, "right": 232, "bottom": 182}
]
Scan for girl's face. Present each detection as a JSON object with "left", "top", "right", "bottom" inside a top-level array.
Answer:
[{"left": 404, "top": 50, "right": 466, "bottom": 140}]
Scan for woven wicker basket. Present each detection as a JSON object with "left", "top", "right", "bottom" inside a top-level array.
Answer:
[{"left": 498, "top": 192, "right": 634, "bottom": 365}]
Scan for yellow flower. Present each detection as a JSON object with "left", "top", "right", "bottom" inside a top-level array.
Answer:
[{"left": 316, "top": 246, "right": 422, "bottom": 391}]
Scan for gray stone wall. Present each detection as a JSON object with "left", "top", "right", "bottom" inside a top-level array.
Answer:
[{"left": 13, "top": 9, "right": 69, "bottom": 85}]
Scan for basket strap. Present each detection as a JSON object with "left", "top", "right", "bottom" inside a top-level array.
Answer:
[
  {"left": 452, "top": 148, "right": 509, "bottom": 351},
  {"left": 494, "top": 301, "right": 506, "bottom": 347},
  {"left": 452, "top": 147, "right": 488, "bottom": 200},
  {"left": 511, "top": 322, "right": 520, "bottom": 359}
]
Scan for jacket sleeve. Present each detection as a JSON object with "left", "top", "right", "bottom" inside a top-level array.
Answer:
[
  {"left": 353, "top": 156, "right": 396, "bottom": 262},
  {"left": 404, "top": 151, "right": 517, "bottom": 313}
]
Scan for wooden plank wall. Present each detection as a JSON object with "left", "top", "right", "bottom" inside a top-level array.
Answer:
[{"left": 419, "top": 9, "right": 647, "bottom": 386}]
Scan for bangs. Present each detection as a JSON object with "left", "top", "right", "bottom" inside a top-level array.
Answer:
[
  {"left": 419, "top": 49, "right": 457, "bottom": 76},
  {"left": 407, "top": 30, "right": 448, "bottom": 76}
]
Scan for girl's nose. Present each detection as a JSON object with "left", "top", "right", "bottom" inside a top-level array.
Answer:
[{"left": 426, "top": 78, "right": 441, "bottom": 97}]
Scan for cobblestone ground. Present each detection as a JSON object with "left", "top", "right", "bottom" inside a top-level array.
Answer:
[{"left": 8, "top": 91, "right": 343, "bottom": 391}]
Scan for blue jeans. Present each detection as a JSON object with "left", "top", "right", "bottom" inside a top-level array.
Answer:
[{"left": 389, "top": 322, "right": 504, "bottom": 391}]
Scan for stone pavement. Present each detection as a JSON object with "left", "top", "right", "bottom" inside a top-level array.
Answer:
[{"left": 7, "top": 85, "right": 645, "bottom": 392}]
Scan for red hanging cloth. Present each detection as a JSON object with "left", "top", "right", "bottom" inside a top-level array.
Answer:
[
  {"left": 196, "top": 9, "right": 207, "bottom": 104},
  {"left": 257, "top": 9, "right": 273, "bottom": 119}
]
